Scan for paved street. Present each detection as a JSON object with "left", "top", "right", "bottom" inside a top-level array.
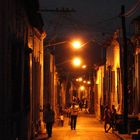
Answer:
[{"left": 44, "top": 111, "right": 120, "bottom": 140}]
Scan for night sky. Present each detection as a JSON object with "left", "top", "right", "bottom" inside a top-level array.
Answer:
[
  {"left": 39, "top": 0, "right": 140, "bottom": 41},
  {"left": 39, "top": 0, "right": 140, "bottom": 73}
]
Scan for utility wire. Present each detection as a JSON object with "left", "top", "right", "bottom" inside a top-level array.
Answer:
[
  {"left": 43, "top": 4, "right": 139, "bottom": 45},
  {"left": 123, "top": 0, "right": 140, "bottom": 17}
]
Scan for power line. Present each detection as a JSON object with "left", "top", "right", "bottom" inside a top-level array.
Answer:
[{"left": 123, "top": 0, "right": 140, "bottom": 17}]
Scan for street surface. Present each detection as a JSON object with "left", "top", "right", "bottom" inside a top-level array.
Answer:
[{"left": 47, "top": 111, "right": 120, "bottom": 140}]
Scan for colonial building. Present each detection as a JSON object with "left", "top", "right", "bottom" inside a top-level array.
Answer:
[
  {"left": 105, "top": 32, "right": 122, "bottom": 113},
  {"left": 95, "top": 31, "right": 123, "bottom": 120},
  {"left": 131, "top": 16, "right": 140, "bottom": 115},
  {"left": 0, "top": 0, "right": 45, "bottom": 139}
]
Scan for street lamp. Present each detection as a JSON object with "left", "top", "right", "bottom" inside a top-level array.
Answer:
[
  {"left": 72, "top": 57, "right": 82, "bottom": 67},
  {"left": 87, "top": 81, "right": 91, "bottom": 84},
  {"left": 82, "top": 65, "right": 87, "bottom": 69},
  {"left": 46, "top": 39, "right": 83, "bottom": 49},
  {"left": 71, "top": 40, "right": 82, "bottom": 49},
  {"left": 56, "top": 57, "right": 82, "bottom": 67},
  {"left": 80, "top": 85, "right": 85, "bottom": 91}
]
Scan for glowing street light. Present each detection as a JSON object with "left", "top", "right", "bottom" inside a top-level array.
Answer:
[
  {"left": 72, "top": 57, "right": 82, "bottom": 67},
  {"left": 87, "top": 81, "right": 91, "bottom": 84},
  {"left": 71, "top": 40, "right": 82, "bottom": 49},
  {"left": 82, "top": 65, "right": 87, "bottom": 69},
  {"left": 80, "top": 85, "right": 85, "bottom": 91},
  {"left": 76, "top": 78, "right": 79, "bottom": 82},
  {"left": 78, "top": 77, "right": 83, "bottom": 82}
]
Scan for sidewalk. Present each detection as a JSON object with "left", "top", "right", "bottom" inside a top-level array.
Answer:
[
  {"left": 113, "top": 131, "right": 132, "bottom": 140},
  {"left": 35, "top": 111, "right": 120, "bottom": 140}
]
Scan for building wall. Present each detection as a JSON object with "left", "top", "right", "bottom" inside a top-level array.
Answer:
[
  {"left": 61, "top": 83, "right": 66, "bottom": 107},
  {"left": 134, "top": 48, "right": 140, "bottom": 113},
  {"left": 0, "top": 1, "right": 30, "bottom": 139},
  {"left": 50, "top": 54, "right": 54, "bottom": 108},
  {"left": 54, "top": 70, "right": 59, "bottom": 114},
  {"left": 44, "top": 52, "right": 57, "bottom": 113},
  {"left": 95, "top": 33, "right": 123, "bottom": 117},
  {"left": 105, "top": 38, "right": 122, "bottom": 113},
  {"left": 130, "top": 16, "right": 140, "bottom": 114},
  {"left": 95, "top": 66, "right": 104, "bottom": 120},
  {"left": 28, "top": 27, "right": 46, "bottom": 135},
  {"left": 0, "top": 0, "right": 44, "bottom": 139},
  {"left": 44, "top": 49, "right": 50, "bottom": 107}
]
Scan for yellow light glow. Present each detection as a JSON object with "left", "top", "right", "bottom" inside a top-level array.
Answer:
[
  {"left": 78, "top": 77, "right": 83, "bottom": 82},
  {"left": 80, "top": 86, "right": 85, "bottom": 91},
  {"left": 72, "top": 40, "right": 82, "bottom": 49},
  {"left": 73, "top": 57, "right": 81, "bottom": 66},
  {"left": 87, "top": 81, "right": 91, "bottom": 84},
  {"left": 82, "top": 65, "right": 87, "bottom": 69},
  {"left": 83, "top": 80, "right": 86, "bottom": 83},
  {"left": 114, "top": 44, "right": 120, "bottom": 69},
  {"left": 96, "top": 69, "right": 100, "bottom": 84},
  {"left": 76, "top": 78, "right": 79, "bottom": 82}
]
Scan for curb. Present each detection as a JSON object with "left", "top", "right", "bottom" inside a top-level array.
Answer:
[
  {"left": 113, "top": 131, "right": 125, "bottom": 140},
  {"left": 113, "top": 131, "right": 132, "bottom": 140}
]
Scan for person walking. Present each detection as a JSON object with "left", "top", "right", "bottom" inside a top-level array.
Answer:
[
  {"left": 70, "top": 103, "right": 79, "bottom": 130},
  {"left": 44, "top": 103, "right": 55, "bottom": 138},
  {"left": 111, "top": 105, "right": 117, "bottom": 131},
  {"left": 103, "top": 105, "right": 112, "bottom": 133},
  {"left": 60, "top": 112, "right": 64, "bottom": 126}
]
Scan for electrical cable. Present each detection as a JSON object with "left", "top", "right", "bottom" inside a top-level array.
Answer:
[
  {"left": 123, "top": 0, "right": 140, "bottom": 17},
  {"left": 43, "top": 2, "right": 139, "bottom": 46}
]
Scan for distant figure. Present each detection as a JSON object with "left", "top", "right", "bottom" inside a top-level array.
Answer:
[
  {"left": 111, "top": 105, "right": 117, "bottom": 130},
  {"left": 65, "top": 107, "right": 70, "bottom": 117},
  {"left": 103, "top": 105, "right": 112, "bottom": 132},
  {"left": 85, "top": 99, "right": 88, "bottom": 113},
  {"left": 70, "top": 103, "right": 79, "bottom": 130},
  {"left": 79, "top": 100, "right": 83, "bottom": 111},
  {"left": 60, "top": 112, "right": 64, "bottom": 126},
  {"left": 44, "top": 103, "right": 55, "bottom": 138}
]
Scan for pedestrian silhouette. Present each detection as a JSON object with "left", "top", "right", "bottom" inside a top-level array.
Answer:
[
  {"left": 111, "top": 105, "right": 117, "bottom": 131},
  {"left": 44, "top": 103, "right": 55, "bottom": 138},
  {"left": 103, "top": 105, "right": 112, "bottom": 132},
  {"left": 70, "top": 103, "right": 79, "bottom": 130},
  {"left": 60, "top": 112, "right": 64, "bottom": 126}
]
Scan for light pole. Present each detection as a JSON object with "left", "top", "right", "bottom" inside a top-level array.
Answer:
[
  {"left": 120, "top": 5, "right": 128, "bottom": 133},
  {"left": 45, "top": 40, "right": 83, "bottom": 49}
]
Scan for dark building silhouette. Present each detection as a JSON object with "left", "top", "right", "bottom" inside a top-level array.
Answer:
[{"left": 0, "top": 0, "right": 44, "bottom": 139}]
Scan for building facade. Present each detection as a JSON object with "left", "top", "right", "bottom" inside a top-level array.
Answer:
[
  {"left": 131, "top": 16, "right": 140, "bottom": 115},
  {"left": 0, "top": 0, "right": 45, "bottom": 139},
  {"left": 95, "top": 31, "right": 123, "bottom": 120}
]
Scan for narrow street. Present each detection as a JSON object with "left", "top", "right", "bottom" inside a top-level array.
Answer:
[
  {"left": 1, "top": 1, "right": 140, "bottom": 140},
  {"left": 40, "top": 111, "right": 120, "bottom": 140}
]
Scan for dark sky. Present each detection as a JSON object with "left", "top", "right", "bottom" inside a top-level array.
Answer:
[
  {"left": 39, "top": 0, "right": 140, "bottom": 74},
  {"left": 39, "top": 0, "right": 140, "bottom": 42}
]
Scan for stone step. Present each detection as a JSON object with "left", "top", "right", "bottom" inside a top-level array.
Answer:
[
  {"left": 131, "top": 132, "right": 138, "bottom": 135},
  {"left": 132, "top": 134, "right": 140, "bottom": 140},
  {"left": 131, "top": 129, "right": 140, "bottom": 135},
  {"left": 137, "top": 129, "right": 140, "bottom": 134}
]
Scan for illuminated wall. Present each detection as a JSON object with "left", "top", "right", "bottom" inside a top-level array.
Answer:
[
  {"left": 134, "top": 46, "right": 140, "bottom": 113},
  {"left": 106, "top": 38, "right": 122, "bottom": 113},
  {"left": 95, "top": 66, "right": 104, "bottom": 120},
  {"left": 28, "top": 27, "right": 46, "bottom": 134}
]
